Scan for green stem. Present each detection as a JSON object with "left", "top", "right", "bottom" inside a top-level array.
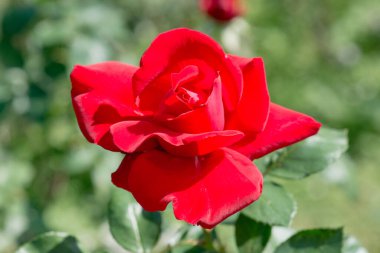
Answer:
[{"left": 202, "top": 229, "right": 217, "bottom": 251}]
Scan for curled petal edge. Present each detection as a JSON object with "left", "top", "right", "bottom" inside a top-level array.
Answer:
[{"left": 112, "top": 148, "right": 263, "bottom": 228}]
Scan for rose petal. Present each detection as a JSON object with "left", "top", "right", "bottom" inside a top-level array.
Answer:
[
  {"left": 111, "top": 120, "right": 244, "bottom": 156},
  {"left": 112, "top": 148, "right": 263, "bottom": 228},
  {"left": 232, "top": 103, "right": 322, "bottom": 159},
  {"left": 226, "top": 56, "right": 270, "bottom": 134},
  {"left": 133, "top": 28, "right": 243, "bottom": 112},
  {"left": 70, "top": 62, "right": 138, "bottom": 150},
  {"left": 163, "top": 75, "right": 225, "bottom": 133}
]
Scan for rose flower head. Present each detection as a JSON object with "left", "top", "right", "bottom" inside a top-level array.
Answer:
[
  {"left": 200, "top": 0, "right": 243, "bottom": 22},
  {"left": 70, "top": 28, "right": 321, "bottom": 228}
]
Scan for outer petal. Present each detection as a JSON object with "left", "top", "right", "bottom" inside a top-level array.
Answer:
[
  {"left": 110, "top": 120, "right": 244, "bottom": 156},
  {"left": 133, "top": 28, "right": 243, "bottom": 111},
  {"left": 232, "top": 103, "right": 322, "bottom": 159},
  {"left": 70, "top": 62, "right": 138, "bottom": 150},
  {"left": 226, "top": 56, "right": 270, "bottom": 134},
  {"left": 112, "top": 148, "right": 263, "bottom": 228}
]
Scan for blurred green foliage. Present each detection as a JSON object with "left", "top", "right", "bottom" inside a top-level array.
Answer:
[{"left": 0, "top": 0, "right": 379, "bottom": 252}]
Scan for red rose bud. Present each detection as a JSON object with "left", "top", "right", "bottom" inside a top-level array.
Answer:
[
  {"left": 200, "top": 0, "right": 243, "bottom": 21},
  {"left": 70, "top": 28, "right": 321, "bottom": 228}
]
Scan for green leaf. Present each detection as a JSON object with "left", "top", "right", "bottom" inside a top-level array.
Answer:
[
  {"left": 242, "top": 182, "right": 296, "bottom": 226},
  {"left": 221, "top": 212, "right": 240, "bottom": 225},
  {"left": 153, "top": 205, "right": 191, "bottom": 253},
  {"left": 274, "top": 228, "right": 343, "bottom": 253},
  {"left": 16, "top": 232, "right": 83, "bottom": 253},
  {"left": 215, "top": 224, "right": 239, "bottom": 253},
  {"left": 170, "top": 244, "right": 216, "bottom": 253},
  {"left": 108, "top": 187, "right": 162, "bottom": 253},
  {"left": 235, "top": 214, "right": 271, "bottom": 253},
  {"left": 254, "top": 152, "right": 281, "bottom": 174},
  {"left": 343, "top": 236, "right": 368, "bottom": 253},
  {"left": 266, "top": 127, "right": 348, "bottom": 179}
]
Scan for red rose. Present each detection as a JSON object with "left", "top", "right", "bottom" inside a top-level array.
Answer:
[
  {"left": 70, "top": 28, "right": 321, "bottom": 228},
  {"left": 200, "top": 0, "right": 243, "bottom": 21}
]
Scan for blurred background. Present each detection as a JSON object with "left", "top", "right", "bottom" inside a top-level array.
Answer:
[{"left": 0, "top": 0, "right": 379, "bottom": 252}]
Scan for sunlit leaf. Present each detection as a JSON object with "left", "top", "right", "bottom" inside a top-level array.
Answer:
[
  {"left": 274, "top": 228, "right": 343, "bottom": 253},
  {"left": 214, "top": 224, "right": 239, "bottom": 253},
  {"left": 153, "top": 206, "right": 191, "bottom": 253},
  {"left": 108, "top": 187, "right": 162, "bottom": 253},
  {"left": 265, "top": 127, "right": 348, "bottom": 179},
  {"left": 242, "top": 182, "right": 296, "bottom": 226}
]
